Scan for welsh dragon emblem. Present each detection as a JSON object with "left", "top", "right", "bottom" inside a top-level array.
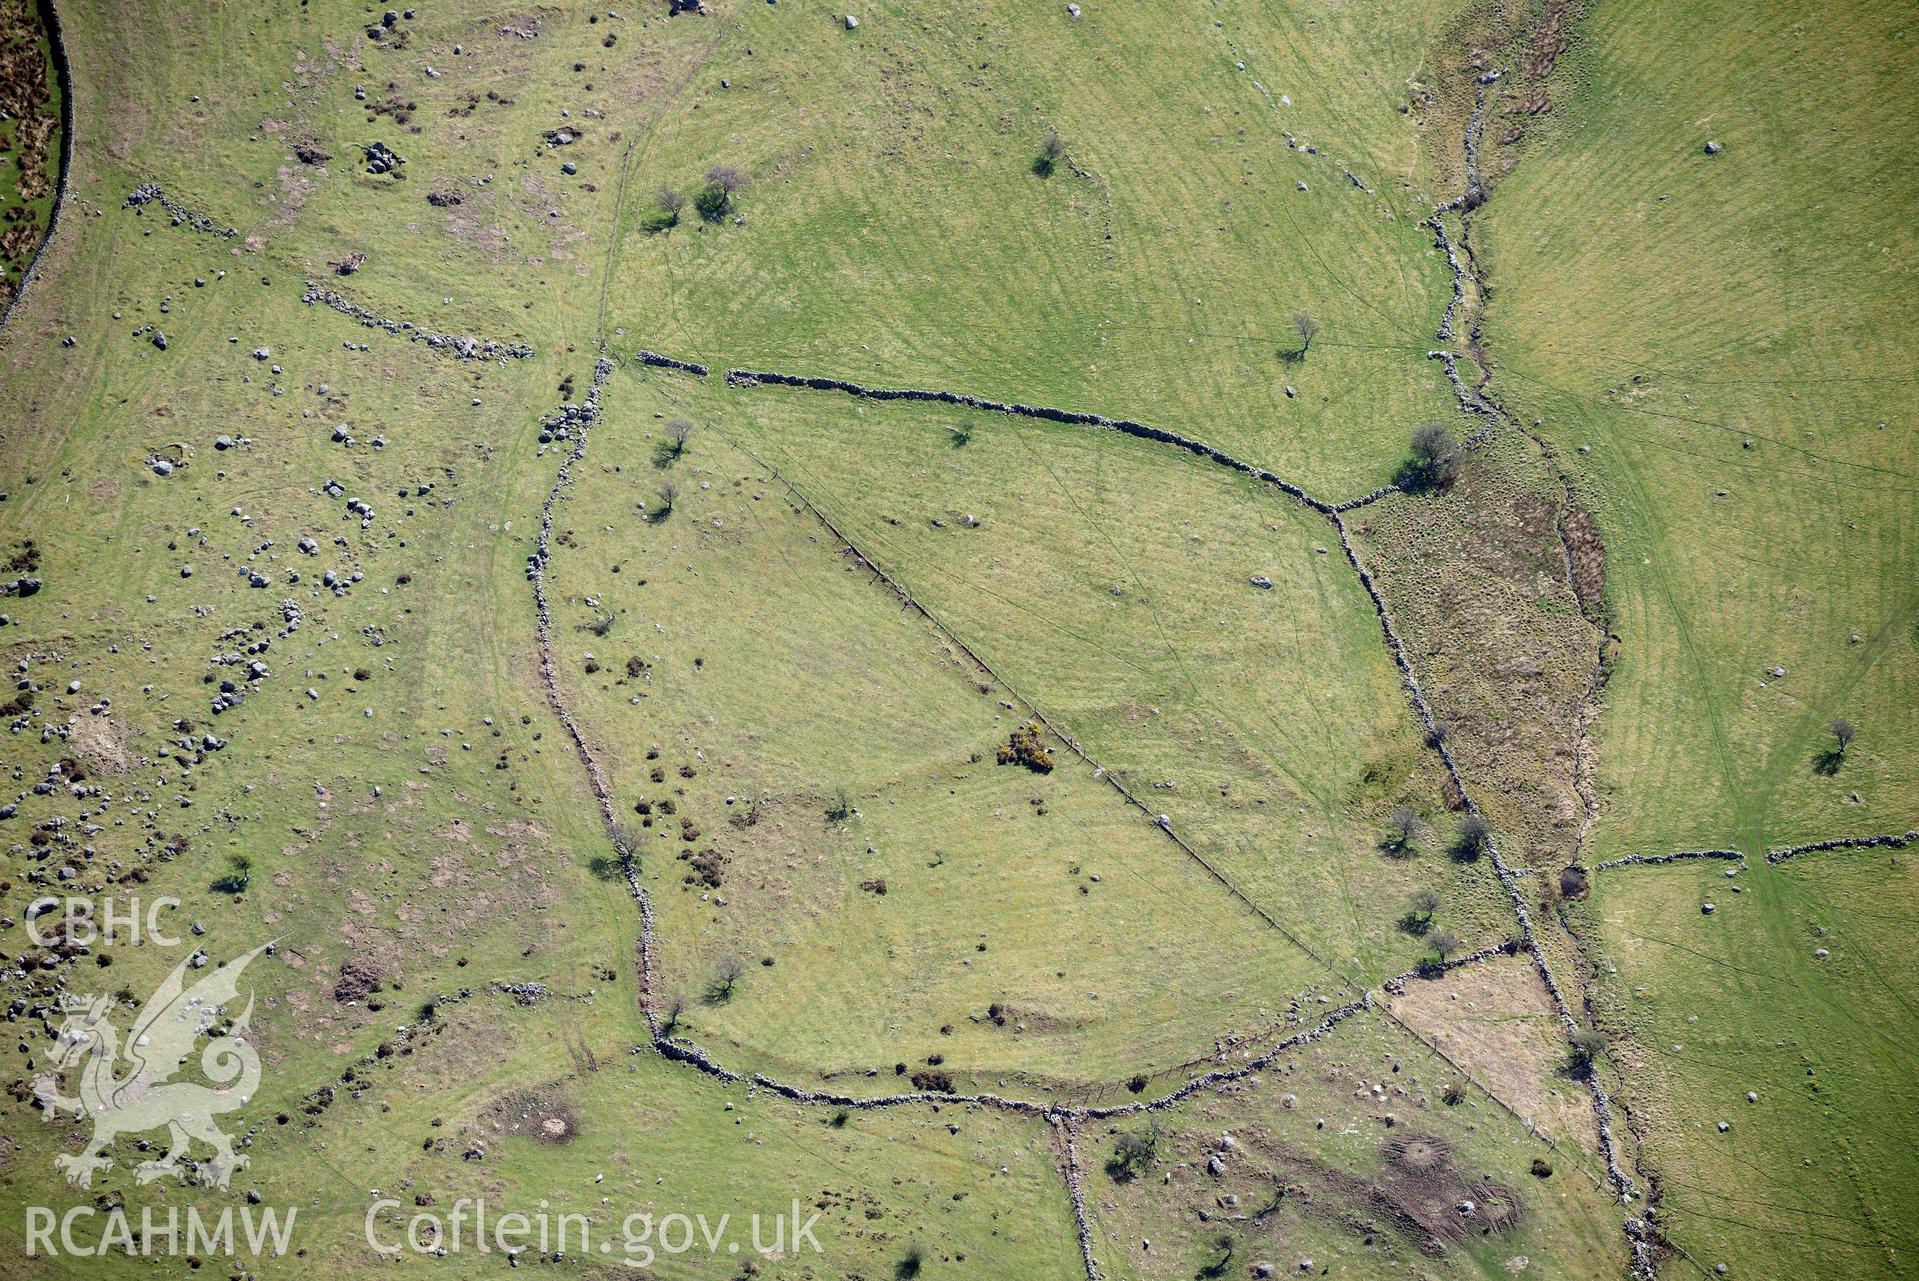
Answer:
[{"left": 34, "top": 944, "right": 269, "bottom": 1189}]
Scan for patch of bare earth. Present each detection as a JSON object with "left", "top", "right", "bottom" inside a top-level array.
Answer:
[
  {"left": 1387, "top": 950, "right": 1599, "bottom": 1151},
  {"left": 474, "top": 1083, "right": 580, "bottom": 1147},
  {"left": 65, "top": 712, "right": 129, "bottom": 774}
]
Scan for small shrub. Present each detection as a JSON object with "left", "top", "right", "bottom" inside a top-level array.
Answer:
[
  {"left": 997, "top": 722, "right": 1054, "bottom": 773},
  {"left": 1398, "top": 422, "right": 1463, "bottom": 492},
  {"left": 1566, "top": 1028, "right": 1606, "bottom": 1080},
  {"left": 1032, "top": 129, "right": 1065, "bottom": 177},
  {"left": 1104, "top": 1124, "right": 1159, "bottom": 1182},
  {"left": 1558, "top": 865, "right": 1590, "bottom": 900},
  {"left": 210, "top": 852, "right": 252, "bottom": 893}
]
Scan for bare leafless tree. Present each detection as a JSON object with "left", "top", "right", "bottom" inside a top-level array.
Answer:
[
  {"left": 1281, "top": 312, "right": 1319, "bottom": 363},
  {"left": 649, "top": 482, "right": 678, "bottom": 521},
  {"left": 1034, "top": 129, "right": 1066, "bottom": 176},
  {"left": 1384, "top": 805, "right": 1423, "bottom": 857},
  {"left": 655, "top": 418, "right": 694, "bottom": 467},
  {"left": 696, "top": 164, "right": 749, "bottom": 221},
  {"left": 706, "top": 957, "right": 745, "bottom": 1003},
  {"left": 1455, "top": 813, "right": 1491, "bottom": 861}
]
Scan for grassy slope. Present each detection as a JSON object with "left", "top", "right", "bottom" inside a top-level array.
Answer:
[
  {"left": 0, "top": 3, "right": 1081, "bottom": 1277},
  {"left": 604, "top": 0, "right": 1463, "bottom": 496},
  {"left": 705, "top": 384, "right": 1516, "bottom": 978},
  {"left": 1083, "top": 1008, "right": 1624, "bottom": 1280},
  {"left": 1590, "top": 857, "right": 1919, "bottom": 1279},
  {"left": 1478, "top": 1, "right": 1919, "bottom": 1276},
  {"left": 1482, "top": 0, "right": 1919, "bottom": 861},
  {"left": 550, "top": 367, "right": 1341, "bottom": 1093}
]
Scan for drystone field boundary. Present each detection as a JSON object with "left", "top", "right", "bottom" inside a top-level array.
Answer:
[
  {"left": 511, "top": 61, "right": 1671, "bottom": 1281},
  {"left": 0, "top": 0, "right": 75, "bottom": 336}
]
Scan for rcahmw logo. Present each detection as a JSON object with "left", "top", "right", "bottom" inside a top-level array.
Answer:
[
  {"left": 34, "top": 942, "right": 270, "bottom": 1190},
  {"left": 25, "top": 1203, "right": 297, "bottom": 1260},
  {"left": 26, "top": 894, "right": 182, "bottom": 948}
]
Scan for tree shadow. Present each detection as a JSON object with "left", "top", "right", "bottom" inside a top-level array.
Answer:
[{"left": 1813, "top": 747, "right": 1845, "bottom": 776}]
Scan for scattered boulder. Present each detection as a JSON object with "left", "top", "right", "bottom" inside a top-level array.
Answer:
[{"left": 365, "top": 141, "right": 404, "bottom": 175}]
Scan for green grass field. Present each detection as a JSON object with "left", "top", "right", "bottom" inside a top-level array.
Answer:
[
  {"left": 0, "top": 0, "right": 1910, "bottom": 1277},
  {"left": 1472, "top": 2, "right": 1919, "bottom": 1274}
]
